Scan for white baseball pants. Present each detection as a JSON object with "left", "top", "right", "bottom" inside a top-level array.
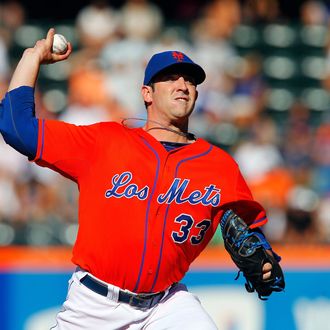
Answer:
[{"left": 50, "top": 269, "right": 217, "bottom": 330}]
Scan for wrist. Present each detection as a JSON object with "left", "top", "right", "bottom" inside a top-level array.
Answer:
[{"left": 22, "top": 48, "right": 43, "bottom": 65}]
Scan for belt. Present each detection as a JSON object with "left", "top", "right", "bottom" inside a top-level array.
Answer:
[{"left": 80, "top": 274, "right": 166, "bottom": 309}]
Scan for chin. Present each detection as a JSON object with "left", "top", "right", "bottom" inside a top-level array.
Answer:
[
  {"left": 170, "top": 111, "right": 189, "bottom": 121},
  {"left": 172, "top": 105, "right": 192, "bottom": 117}
]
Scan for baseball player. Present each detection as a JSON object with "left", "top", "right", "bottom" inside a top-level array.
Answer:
[{"left": 0, "top": 29, "right": 284, "bottom": 329}]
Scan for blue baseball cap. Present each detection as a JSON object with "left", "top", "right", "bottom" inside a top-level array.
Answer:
[{"left": 143, "top": 51, "right": 206, "bottom": 86}]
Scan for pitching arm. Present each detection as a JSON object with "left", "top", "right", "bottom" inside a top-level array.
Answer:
[
  {"left": 0, "top": 28, "right": 71, "bottom": 158},
  {"left": 8, "top": 28, "right": 71, "bottom": 91}
]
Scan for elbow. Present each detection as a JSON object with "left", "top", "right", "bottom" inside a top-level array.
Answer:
[
  {"left": 1, "top": 129, "right": 36, "bottom": 158},
  {"left": 0, "top": 115, "right": 37, "bottom": 158}
]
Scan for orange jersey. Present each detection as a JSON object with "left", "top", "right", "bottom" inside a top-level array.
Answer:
[{"left": 34, "top": 120, "right": 267, "bottom": 293}]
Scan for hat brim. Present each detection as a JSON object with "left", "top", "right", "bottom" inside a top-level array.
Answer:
[{"left": 147, "top": 62, "right": 206, "bottom": 86}]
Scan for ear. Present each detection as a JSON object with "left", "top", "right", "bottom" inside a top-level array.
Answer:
[{"left": 141, "top": 85, "right": 153, "bottom": 104}]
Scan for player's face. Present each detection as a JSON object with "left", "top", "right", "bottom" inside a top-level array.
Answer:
[{"left": 143, "top": 71, "right": 198, "bottom": 124}]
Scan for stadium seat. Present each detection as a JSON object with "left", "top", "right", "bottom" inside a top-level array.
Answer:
[
  {"left": 13, "top": 24, "right": 46, "bottom": 49},
  {"left": 300, "top": 88, "right": 330, "bottom": 112},
  {"left": 265, "top": 88, "right": 296, "bottom": 112},
  {"left": 262, "top": 24, "right": 298, "bottom": 49},
  {"left": 231, "top": 24, "right": 261, "bottom": 50},
  {"left": 263, "top": 55, "right": 298, "bottom": 80},
  {"left": 39, "top": 60, "right": 71, "bottom": 82},
  {"left": 300, "top": 55, "right": 327, "bottom": 80},
  {"left": 299, "top": 25, "right": 328, "bottom": 49},
  {"left": 0, "top": 222, "right": 15, "bottom": 245},
  {"left": 42, "top": 88, "right": 68, "bottom": 114}
]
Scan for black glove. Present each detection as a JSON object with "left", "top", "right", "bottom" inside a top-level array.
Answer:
[{"left": 220, "top": 209, "right": 285, "bottom": 300}]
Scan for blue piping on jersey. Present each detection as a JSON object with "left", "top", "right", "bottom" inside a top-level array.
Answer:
[
  {"left": 251, "top": 215, "right": 267, "bottom": 226},
  {"left": 133, "top": 139, "right": 161, "bottom": 292},
  {"left": 150, "top": 144, "right": 213, "bottom": 292},
  {"left": 39, "top": 119, "right": 45, "bottom": 159}
]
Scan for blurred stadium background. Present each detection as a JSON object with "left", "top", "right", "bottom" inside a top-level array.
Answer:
[{"left": 0, "top": 0, "right": 330, "bottom": 329}]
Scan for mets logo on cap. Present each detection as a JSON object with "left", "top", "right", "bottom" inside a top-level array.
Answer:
[
  {"left": 143, "top": 50, "right": 206, "bottom": 85},
  {"left": 172, "top": 51, "right": 185, "bottom": 62}
]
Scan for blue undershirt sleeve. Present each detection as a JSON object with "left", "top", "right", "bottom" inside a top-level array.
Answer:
[{"left": 0, "top": 86, "right": 38, "bottom": 159}]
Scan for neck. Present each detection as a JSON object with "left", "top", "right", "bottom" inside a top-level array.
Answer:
[{"left": 143, "top": 121, "right": 194, "bottom": 143}]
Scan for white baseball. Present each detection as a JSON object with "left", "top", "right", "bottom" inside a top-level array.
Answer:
[{"left": 52, "top": 34, "right": 68, "bottom": 54}]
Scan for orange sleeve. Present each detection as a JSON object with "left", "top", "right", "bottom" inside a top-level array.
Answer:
[{"left": 33, "top": 119, "right": 101, "bottom": 182}]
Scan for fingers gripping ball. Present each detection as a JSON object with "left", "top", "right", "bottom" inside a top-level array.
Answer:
[
  {"left": 52, "top": 34, "right": 68, "bottom": 54},
  {"left": 220, "top": 210, "right": 285, "bottom": 300}
]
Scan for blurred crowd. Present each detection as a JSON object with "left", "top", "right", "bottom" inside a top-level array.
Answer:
[{"left": 0, "top": 0, "right": 330, "bottom": 246}]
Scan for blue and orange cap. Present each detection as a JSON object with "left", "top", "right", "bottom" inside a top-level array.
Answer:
[{"left": 143, "top": 51, "right": 206, "bottom": 86}]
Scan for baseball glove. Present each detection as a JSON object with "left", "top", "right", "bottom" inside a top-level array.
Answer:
[{"left": 220, "top": 209, "right": 285, "bottom": 300}]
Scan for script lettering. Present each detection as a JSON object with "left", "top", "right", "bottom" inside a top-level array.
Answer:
[
  {"left": 105, "top": 172, "right": 149, "bottom": 200},
  {"left": 157, "top": 178, "right": 221, "bottom": 206}
]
